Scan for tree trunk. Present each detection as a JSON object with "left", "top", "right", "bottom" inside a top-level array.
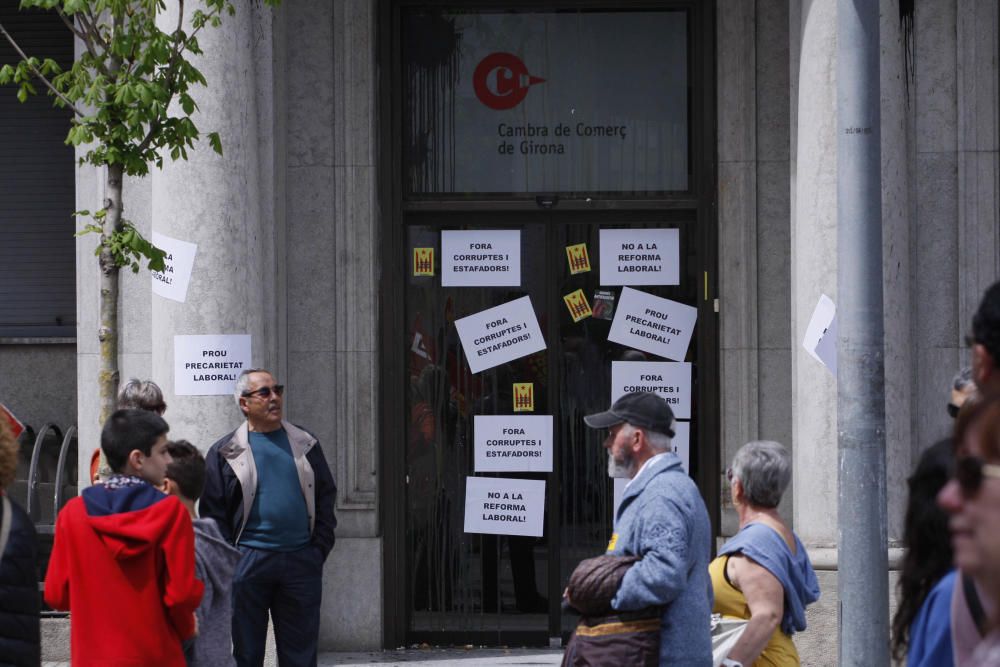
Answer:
[{"left": 95, "top": 162, "right": 123, "bottom": 479}]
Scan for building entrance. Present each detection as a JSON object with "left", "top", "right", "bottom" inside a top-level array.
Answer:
[
  {"left": 381, "top": 1, "right": 717, "bottom": 647},
  {"left": 400, "top": 211, "right": 712, "bottom": 645}
]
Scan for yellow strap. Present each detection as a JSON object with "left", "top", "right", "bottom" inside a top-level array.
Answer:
[{"left": 575, "top": 618, "right": 660, "bottom": 637}]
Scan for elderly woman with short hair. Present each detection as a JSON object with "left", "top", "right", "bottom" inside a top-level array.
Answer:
[{"left": 711, "top": 441, "right": 820, "bottom": 667}]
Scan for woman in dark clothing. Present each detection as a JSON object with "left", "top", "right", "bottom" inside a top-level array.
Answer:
[
  {"left": 890, "top": 439, "right": 955, "bottom": 665},
  {"left": 0, "top": 417, "right": 40, "bottom": 667}
]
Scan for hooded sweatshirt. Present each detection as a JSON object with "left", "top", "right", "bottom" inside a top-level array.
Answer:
[
  {"left": 187, "top": 517, "right": 240, "bottom": 667},
  {"left": 44, "top": 476, "right": 204, "bottom": 667}
]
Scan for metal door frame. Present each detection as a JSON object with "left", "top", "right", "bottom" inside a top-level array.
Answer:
[{"left": 378, "top": 0, "right": 718, "bottom": 648}]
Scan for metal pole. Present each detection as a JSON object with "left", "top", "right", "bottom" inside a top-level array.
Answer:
[{"left": 837, "top": 0, "right": 888, "bottom": 665}]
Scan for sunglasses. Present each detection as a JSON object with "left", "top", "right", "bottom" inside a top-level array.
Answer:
[
  {"left": 241, "top": 385, "right": 284, "bottom": 400},
  {"left": 954, "top": 457, "right": 1000, "bottom": 498}
]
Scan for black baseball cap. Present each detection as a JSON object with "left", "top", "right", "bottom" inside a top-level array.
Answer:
[{"left": 583, "top": 391, "right": 676, "bottom": 438}]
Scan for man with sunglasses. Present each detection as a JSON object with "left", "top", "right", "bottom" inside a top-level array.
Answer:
[{"left": 201, "top": 369, "right": 337, "bottom": 667}]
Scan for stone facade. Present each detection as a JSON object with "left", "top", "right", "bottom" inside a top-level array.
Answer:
[
  {"left": 0, "top": 0, "right": 994, "bottom": 655},
  {"left": 718, "top": 0, "right": 998, "bottom": 661}
]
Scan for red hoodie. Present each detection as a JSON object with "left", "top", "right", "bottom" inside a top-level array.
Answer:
[{"left": 44, "top": 478, "right": 204, "bottom": 666}]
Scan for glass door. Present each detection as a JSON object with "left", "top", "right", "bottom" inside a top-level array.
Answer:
[
  {"left": 405, "top": 218, "right": 552, "bottom": 643},
  {"left": 401, "top": 211, "right": 704, "bottom": 644}
]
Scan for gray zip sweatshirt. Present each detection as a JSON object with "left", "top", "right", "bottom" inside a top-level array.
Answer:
[{"left": 187, "top": 517, "right": 240, "bottom": 667}]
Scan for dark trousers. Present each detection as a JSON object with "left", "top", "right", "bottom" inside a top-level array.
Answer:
[{"left": 232, "top": 545, "right": 324, "bottom": 667}]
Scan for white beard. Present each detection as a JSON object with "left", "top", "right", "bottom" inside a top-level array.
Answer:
[{"left": 608, "top": 452, "right": 633, "bottom": 479}]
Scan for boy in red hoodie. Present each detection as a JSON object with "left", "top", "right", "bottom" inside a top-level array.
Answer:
[{"left": 44, "top": 409, "right": 204, "bottom": 666}]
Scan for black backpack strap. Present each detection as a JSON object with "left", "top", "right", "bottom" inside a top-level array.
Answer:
[{"left": 963, "top": 572, "right": 988, "bottom": 636}]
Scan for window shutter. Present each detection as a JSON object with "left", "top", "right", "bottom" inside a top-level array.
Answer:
[{"left": 0, "top": 7, "right": 75, "bottom": 337}]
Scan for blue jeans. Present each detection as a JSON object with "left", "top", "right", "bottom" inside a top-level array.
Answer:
[{"left": 232, "top": 544, "right": 324, "bottom": 667}]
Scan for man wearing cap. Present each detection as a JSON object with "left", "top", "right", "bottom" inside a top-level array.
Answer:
[{"left": 583, "top": 391, "right": 713, "bottom": 666}]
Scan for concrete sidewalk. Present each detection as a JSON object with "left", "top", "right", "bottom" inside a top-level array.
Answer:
[
  {"left": 318, "top": 648, "right": 563, "bottom": 665},
  {"left": 44, "top": 648, "right": 564, "bottom": 667}
]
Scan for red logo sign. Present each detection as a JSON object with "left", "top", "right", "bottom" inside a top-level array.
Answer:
[{"left": 473, "top": 53, "right": 545, "bottom": 110}]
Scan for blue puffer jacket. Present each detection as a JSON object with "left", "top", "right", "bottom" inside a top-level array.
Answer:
[
  {"left": 0, "top": 495, "right": 40, "bottom": 667},
  {"left": 607, "top": 454, "right": 713, "bottom": 666}
]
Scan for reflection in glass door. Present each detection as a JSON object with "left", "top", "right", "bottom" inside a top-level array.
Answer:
[
  {"left": 406, "top": 223, "right": 551, "bottom": 639},
  {"left": 402, "top": 214, "right": 702, "bottom": 643}
]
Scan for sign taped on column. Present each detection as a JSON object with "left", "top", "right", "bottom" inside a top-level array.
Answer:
[
  {"left": 413, "top": 247, "right": 435, "bottom": 276},
  {"left": 151, "top": 231, "right": 198, "bottom": 303},
  {"left": 803, "top": 294, "right": 837, "bottom": 376},
  {"left": 599, "top": 228, "right": 680, "bottom": 286},
  {"left": 174, "top": 334, "right": 252, "bottom": 396},
  {"left": 441, "top": 229, "right": 521, "bottom": 286},
  {"left": 474, "top": 415, "right": 552, "bottom": 472},
  {"left": 454, "top": 296, "right": 546, "bottom": 373},
  {"left": 464, "top": 476, "right": 546, "bottom": 537},
  {"left": 611, "top": 361, "right": 692, "bottom": 419},
  {"left": 672, "top": 421, "right": 690, "bottom": 472},
  {"left": 608, "top": 287, "right": 697, "bottom": 361}
]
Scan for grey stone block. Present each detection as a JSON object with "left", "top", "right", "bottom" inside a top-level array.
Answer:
[
  {"left": 287, "top": 165, "right": 337, "bottom": 353},
  {"left": 756, "top": 160, "right": 791, "bottom": 350},
  {"left": 288, "top": 1, "right": 335, "bottom": 167},
  {"left": 334, "top": 166, "right": 377, "bottom": 354},
  {"left": 718, "top": 160, "right": 757, "bottom": 352},
  {"left": 914, "top": 0, "right": 957, "bottom": 153},
  {"left": 914, "top": 152, "right": 960, "bottom": 347},
  {"left": 755, "top": 0, "right": 790, "bottom": 163},
  {"left": 333, "top": 0, "right": 376, "bottom": 168},
  {"left": 319, "top": 536, "right": 383, "bottom": 650}
]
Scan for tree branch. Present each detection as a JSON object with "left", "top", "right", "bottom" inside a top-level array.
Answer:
[
  {"left": 0, "top": 21, "right": 85, "bottom": 117},
  {"left": 75, "top": 9, "right": 110, "bottom": 58},
  {"left": 54, "top": 8, "right": 87, "bottom": 43},
  {"left": 135, "top": 119, "right": 162, "bottom": 155},
  {"left": 56, "top": 8, "right": 108, "bottom": 76},
  {"left": 81, "top": 8, "right": 106, "bottom": 49}
]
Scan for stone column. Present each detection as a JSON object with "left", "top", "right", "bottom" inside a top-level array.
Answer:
[
  {"left": 150, "top": 1, "right": 278, "bottom": 447},
  {"left": 956, "top": 0, "right": 999, "bottom": 324},
  {"left": 717, "top": 0, "right": 759, "bottom": 538},
  {"left": 880, "top": 0, "right": 914, "bottom": 545},
  {"left": 790, "top": 0, "right": 838, "bottom": 552}
]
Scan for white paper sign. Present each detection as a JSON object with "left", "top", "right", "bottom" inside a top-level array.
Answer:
[
  {"left": 464, "top": 477, "right": 546, "bottom": 537},
  {"left": 814, "top": 316, "right": 838, "bottom": 377},
  {"left": 611, "top": 361, "right": 692, "bottom": 419},
  {"left": 613, "top": 477, "right": 627, "bottom": 520},
  {"left": 672, "top": 421, "right": 691, "bottom": 472},
  {"left": 442, "top": 230, "right": 521, "bottom": 287},
  {"left": 608, "top": 287, "right": 697, "bottom": 361},
  {"left": 802, "top": 294, "right": 835, "bottom": 359},
  {"left": 803, "top": 294, "right": 837, "bottom": 376},
  {"left": 174, "top": 334, "right": 252, "bottom": 396},
  {"left": 454, "top": 296, "right": 547, "bottom": 373},
  {"left": 474, "top": 415, "right": 553, "bottom": 472},
  {"left": 600, "top": 228, "right": 680, "bottom": 285},
  {"left": 151, "top": 232, "right": 197, "bottom": 303}
]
